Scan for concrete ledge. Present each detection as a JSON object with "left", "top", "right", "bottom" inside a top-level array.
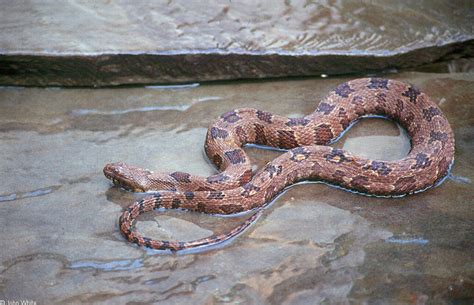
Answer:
[
  {"left": 1, "top": 1, "right": 473, "bottom": 86},
  {"left": 1, "top": 39, "right": 473, "bottom": 87}
]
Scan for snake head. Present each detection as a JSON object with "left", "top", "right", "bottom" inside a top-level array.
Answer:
[{"left": 103, "top": 161, "right": 149, "bottom": 192}]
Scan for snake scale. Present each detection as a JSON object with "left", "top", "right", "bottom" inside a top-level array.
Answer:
[{"left": 103, "top": 78, "right": 455, "bottom": 251}]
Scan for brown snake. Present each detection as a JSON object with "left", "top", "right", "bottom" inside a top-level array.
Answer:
[{"left": 103, "top": 78, "right": 455, "bottom": 251}]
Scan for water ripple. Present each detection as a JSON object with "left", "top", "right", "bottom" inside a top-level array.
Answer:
[
  {"left": 69, "top": 259, "right": 143, "bottom": 271},
  {"left": 144, "top": 83, "right": 200, "bottom": 90},
  {"left": 386, "top": 236, "right": 429, "bottom": 245},
  {"left": 70, "top": 96, "right": 221, "bottom": 116},
  {"left": 449, "top": 174, "right": 471, "bottom": 185},
  {"left": 0, "top": 185, "right": 61, "bottom": 202}
]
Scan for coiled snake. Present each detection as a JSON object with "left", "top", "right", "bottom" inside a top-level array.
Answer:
[{"left": 103, "top": 78, "right": 455, "bottom": 251}]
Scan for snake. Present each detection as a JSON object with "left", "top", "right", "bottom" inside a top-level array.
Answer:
[{"left": 103, "top": 78, "right": 455, "bottom": 251}]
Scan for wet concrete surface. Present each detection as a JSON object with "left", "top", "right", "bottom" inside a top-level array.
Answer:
[
  {"left": 0, "top": 71, "right": 473, "bottom": 304},
  {"left": 1, "top": 1, "right": 473, "bottom": 86}
]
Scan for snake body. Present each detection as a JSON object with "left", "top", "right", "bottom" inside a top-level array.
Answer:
[{"left": 103, "top": 78, "right": 455, "bottom": 251}]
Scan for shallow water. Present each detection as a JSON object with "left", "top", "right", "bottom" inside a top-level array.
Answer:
[
  {"left": 0, "top": 71, "right": 473, "bottom": 304},
  {"left": 1, "top": 1, "right": 472, "bottom": 54}
]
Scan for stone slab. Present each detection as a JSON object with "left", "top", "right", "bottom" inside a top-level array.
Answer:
[
  {"left": 0, "top": 1, "right": 473, "bottom": 86},
  {"left": 0, "top": 72, "right": 473, "bottom": 303}
]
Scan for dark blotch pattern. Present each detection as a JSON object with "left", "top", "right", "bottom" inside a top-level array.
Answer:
[
  {"left": 170, "top": 171, "right": 191, "bottom": 183},
  {"left": 367, "top": 78, "right": 389, "bottom": 89},
  {"left": 316, "top": 102, "right": 336, "bottom": 115},
  {"left": 184, "top": 191, "right": 195, "bottom": 200},
  {"left": 206, "top": 173, "right": 229, "bottom": 184},
  {"left": 325, "top": 149, "right": 349, "bottom": 164},
  {"left": 172, "top": 198, "right": 181, "bottom": 209},
  {"left": 429, "top": 131, "right": 448, "bottom": 144},
  {"left": 402, "top": 86, "right": 421, "bottom": 103},
  {"left": 286, "top": 117, "right": 310, "bottom": 126},
  {"left": 138, "top": 201, "right": 145, "bottom": 213},
  {"left": 143, "top": 237, "right": 152, "bottom": 248},
  {"left": 365, "top": 161, "right": 392, "bottom": 175},
  {"left": 256, "top": 110, "right": 273, "bottom": 123},
  {"left": 412, "top": 153, "right": 432, "bottom": 169},
  {"left": 334, "top": 83, "right": 355, "bottom": 98},
  {"left": 153, "top": 193, "right": 162, "bottom": 208},
  {"left": 159, "top": 241, "right": 170, "bottom": 250},
  {"left": 422, "top": 107, "right": 442, "bottom": 122},
  {"left": 207, "top": 191, "right": 225, "bottom": 200},
  {"left": 210, "top": 127, "right": 229, "bottom": 139},
  {"left": 264, "top": 164, "right": 283, "bottom": 178},
  {"left": 290, "top": 147, "right": 310, "bottom": 162},
  {"left": 241, "top": 183, "right": 261, "bottom": 198},
  {"left": 224, "top": 149, "right": 246, "bottom": 164}
]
